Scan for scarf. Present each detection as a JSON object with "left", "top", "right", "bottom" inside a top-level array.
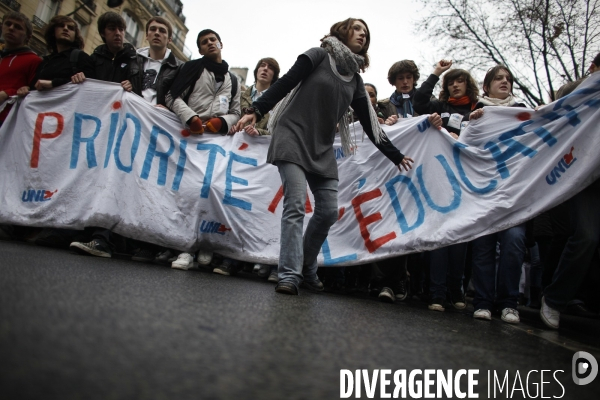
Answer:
[
  {"left": 478, "top": 94, "right": 516, "bottom": 107},
  {"left": 168, "top": 57, "right": 230, "bottom": 100},
  {"left": 448, "top": 96, "right": 477, "bottom": 110},
  {"left": 269, "top": 37, "right": 384, "bottom": 156},
  {"left": 389, "top": 90, "right": 415, "bottom": 118}
]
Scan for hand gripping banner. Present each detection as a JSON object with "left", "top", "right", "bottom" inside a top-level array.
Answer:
[{"left": 1, "top": 76, "right": 599, "bottom": 266}]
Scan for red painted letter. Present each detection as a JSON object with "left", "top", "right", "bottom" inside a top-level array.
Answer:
[
  {"left": 31, "top": 112, "right": 64, "bottom": 168},
  {"left": 351, "top": 188, "right": 397, "bottom": 253}
]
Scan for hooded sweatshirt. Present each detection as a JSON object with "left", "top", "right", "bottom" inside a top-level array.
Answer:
[{"left": 0, "top": 47, "right": 42, "bottom": 122}]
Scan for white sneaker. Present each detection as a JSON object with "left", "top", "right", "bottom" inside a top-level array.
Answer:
[
  {"left": 171, "top": 253, "right": 194, "bottom": 270},
  {"left": 540, "top": 296, "right": 560, "bottom": 329},
  {"left": 473, "top": 309, "right": 492, "bottom": 320},
  {"left": 501, "top": 308, "right": 520, "bottom": 324},
  {"left": 196, "top": 250, "right": 213, "bottom": 266}
]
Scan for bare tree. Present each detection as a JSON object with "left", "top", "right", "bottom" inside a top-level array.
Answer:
[{"left": 417, "top": 0, "right": 600, "bottom": 106}]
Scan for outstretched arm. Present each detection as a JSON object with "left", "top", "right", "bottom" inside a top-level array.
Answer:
[{"left": 233, "top": 55, "right": 314, "bottom": 132}]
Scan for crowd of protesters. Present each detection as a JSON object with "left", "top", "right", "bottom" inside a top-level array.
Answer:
[{"left": 1, "top": 11, "right": 599, "bottom": 330}]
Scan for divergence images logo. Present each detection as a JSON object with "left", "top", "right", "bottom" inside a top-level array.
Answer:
[
  {"left": 572, "top": 351, "right": 598, "bottom": 385},
  {"left": 22, "top": 189, "right": 58, "bottom": 203},
  {"left": 199, "top": 220, "right": 231, "bottom": 235},
  {"left": 546, "top": 146, "right": 577, "bottom": 185}
]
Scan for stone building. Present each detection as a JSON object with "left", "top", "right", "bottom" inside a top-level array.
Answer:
[{"left": 0, "top": 0, "right": 191, "bottom": 61}]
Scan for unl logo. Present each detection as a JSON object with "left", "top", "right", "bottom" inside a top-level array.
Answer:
[
  {"left": 22, "top": 189, "right": 58, "bottom": 202},
  {"left": 199, "top": 220, "right": 231, "bottom": 235},
  {"left": 546, "top": 147, "right": 577, "bottom": 185}
]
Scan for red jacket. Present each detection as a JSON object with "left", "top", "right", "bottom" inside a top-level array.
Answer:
[{"left": 0, "top": 47, "right": 42, "bottom": 122}]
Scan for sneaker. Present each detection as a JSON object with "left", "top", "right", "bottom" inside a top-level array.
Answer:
[
  {"left": 70, "top": 239, "right": 112, "bottom": 258},
  {"left": 213, "top": 258, "right": 238, "bottom": 276},
  {"left": 131, "top": 248, "right": 155, "bottom": 262},
  {"left": 268, "top": 269, "right": 279, "bottom": 283},
  {"left": 155, "top": 249, "right": 174, "bottom": 265},
  {"left": 501, "top": 308, "right": 520, "bottom": 324},
  {"left": 196, "top": 250, "right": 213, "bottom": 266},
  {"left": 171, "top": 253, "right": 194, "bottom": 270},
  {"left": 428, "top": 297, "right": 445, "bottom": 312},
  {"left": 540, "top": 296, "right": 560, "bottom": 329},
  {"left": 275, "top": 282, "right": 298, "bottom": 295},
  {"left": 378, "top": 287, "right": 395, "bottom": 303},
  {"left": 301, "top": 277, "right": 324, "bottom": 292},
  {"left": 450, "top": 291, "right": 467, "bottom": 310},
  {"left": 257, "top": 264, "right": 271, "bottom": 278},
  {"left": 395, "top": 279, "right": 409, "bottom": 301},
  {"left": 473, "top": 309, "right": 492, "bottom": 320}
]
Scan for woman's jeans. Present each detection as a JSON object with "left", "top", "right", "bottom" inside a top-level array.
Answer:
[
  {"left": 277, "top": 162, "right": 339, "bottom": 289},
  {"left": 471, "top": 224, "right": 526, "bottom": 310}
]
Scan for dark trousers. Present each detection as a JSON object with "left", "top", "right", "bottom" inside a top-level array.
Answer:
[{"left": 544, "top": 181, "right": 600, "bottom": 310}]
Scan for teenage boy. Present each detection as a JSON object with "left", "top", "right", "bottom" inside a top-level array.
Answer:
[
  {"left": 165, "top": 28, "right": 241, "bottom": 269},
  {"left": 129, "top": 16, "right": 183, "bottom": 107},
  {"left": 0, "top": 12, "right": 41, "bottom": 127},
  {"left": 166, "top": 29, "right": 240, "bottom": 134},
  {"left": 81, "top": 12, "right": 136, "bottom": 88},
  {"left": 121, "top": 17, "right": 183, "bottom": 262},
  {"left": 69, "top": 12, "right": 136, "bottom": 258}
]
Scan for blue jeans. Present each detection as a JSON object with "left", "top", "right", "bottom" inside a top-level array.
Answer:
[
  {"left": 429, "top": 242, "right": 467, "bottom": 300},
  {"left": 277, "top": 162, "right": 338, "bottom": 289},
  {"left": 544, "top": 181, "right": 600, "bottom": 310},
  {"left": 471, "top": 224, "right": 526, "bottom": 310}
]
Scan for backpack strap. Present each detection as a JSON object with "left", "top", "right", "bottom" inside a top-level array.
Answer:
[
  {"left": 70, "top": 49, "right": 82, "bottom": 75},
  {"left": 228, "top": 71, "right": 238, "bottom": 109}
]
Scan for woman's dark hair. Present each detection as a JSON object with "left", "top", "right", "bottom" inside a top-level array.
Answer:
[
  {"left": 322, "top": 18, "right": 370, "bottom": 71},
  {"left": 593, "top": 52, "right": 600, "bottom": 68},
  {"left": 439, "top": 69, "right": 479, "bottom": 103},
  {"left": 253, "top": 57, "right": 280, "bottom": 84},
  {"left": 365, "top": 83, "right": 377, "bottom": 96},
  {"left": 482, "top": 65, "right": 514, "bottom": 96},
  {"left": 44, "top": 15, "right": 84, "bottom": 53},
  {"left": 97, "top": 12, "right": 126, "bottom": 43},
  {"left": 387, "top": 60, "right": 420, "bottom": 87}
]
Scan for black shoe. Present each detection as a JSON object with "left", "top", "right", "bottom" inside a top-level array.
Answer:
[
  {"left": 378, "top": 287, "right": 395, "bottom": 303},
  {"left": 70, "top": 239, "right": 112, "bottom": 258},
  {"left": 301, "top": 278, "right": 324, "bottom": 292},
  {"left": 565, "top": 303, "right": 599, "bottom": 319},
  {"left": 35, "top": 229, "right": 72, "bottom": 249},
  {"left": 395, "top": 279, "right": 409, "bottom": 301},
  {"left": 428, "top": 297, "right": 445, "bottom": 312},
  {"left": 275, "top": 282, "right": 298, "bottom": 295},
  {"left": 449, "top": 291, "right": 466, "bottom": 310},
  {"left": 131, "top": 248, "right": 155, "bottom": 262}
]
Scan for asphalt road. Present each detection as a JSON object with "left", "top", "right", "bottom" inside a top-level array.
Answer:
[{"left": 1, "top": 241, "right": 599, "bottom": 400}]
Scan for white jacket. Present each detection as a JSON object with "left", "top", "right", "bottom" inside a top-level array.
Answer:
[{"left": 166, "top": 68, "right": 241, "bottom": 131}]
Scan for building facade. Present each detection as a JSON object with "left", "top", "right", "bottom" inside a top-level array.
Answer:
[{"left": 1, "top": 0, "right": 191, "bottom": 61}]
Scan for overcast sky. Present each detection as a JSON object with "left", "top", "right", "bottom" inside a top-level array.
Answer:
[{"left": 180, "top": 0, "right": 444, "bottom": 99}]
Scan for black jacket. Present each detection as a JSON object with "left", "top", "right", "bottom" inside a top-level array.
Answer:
[
  {"left": 32, "top": 48, "right": 94, "bottom": 89},
  {"left": 90, "top": 43, "right": 136, "bottom": 83},
  {"left": 413, "top": 74, "right": 475, "bottom": 135},
  {"left": 129, "top": 50, "right": 183, "bottom": 106}
]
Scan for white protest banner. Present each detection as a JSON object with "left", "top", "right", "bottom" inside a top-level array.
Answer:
[{"left": 1, "top": 76, "right": 599, "bottom": 266}]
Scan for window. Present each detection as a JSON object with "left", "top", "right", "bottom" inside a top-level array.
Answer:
[
  {"left": 122, "top": 11, "right": 141, "bottom": 47},
  {"left": 34, "top": 0, "right": 59, "bottom": 27}
]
